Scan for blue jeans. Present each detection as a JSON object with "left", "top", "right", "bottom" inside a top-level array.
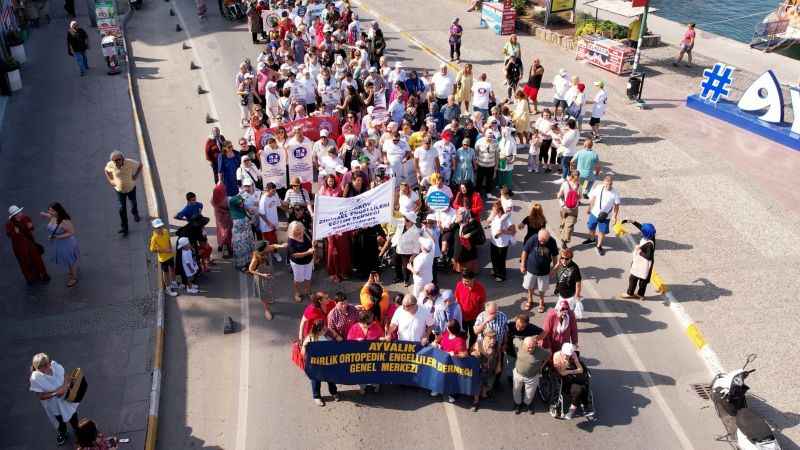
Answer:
[
  {"left": 310, "top": 378, "right": 337, "bottom": 399},
  {"left": 74, "top": 52, "right": 88, "bottom": 74},
  {"left": 116, "top": 187, "right": 139, "bottom": 231},
  {"left": 561, "top": 156, "right": 573, "bottom": 179},
  {"left": 580, "top": 174, "right": 595, "bottom": 194}
]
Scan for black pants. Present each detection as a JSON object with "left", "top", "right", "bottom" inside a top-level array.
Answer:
[
  {"left": 563, "top": 373, "right": 591, "bottom": 409},
  {"left": 450, "top": 42, "right": 461, "bottom": 60},
  {"left": 251, "top": 31, "right": 259, "bottom": 44},
  {"left": 464, "top": 319, "right": 477, "bottom": 348},
  {"left": 393, "top": 253, "right": 412, "bottom": 282},
  {"left": 432, "top": 257, "right": 439, "bottom": 285},
  {"left": 64, "top": 0, "right": 75, "bottom": 16},
  {"left": 490, "top": 244, "right": 508, "bottom": 280},
  {"left": 476, "top": 166, "right": 495, "bottom": 195},
  {"left": 539, "top": 139, "right": 556, "bottom": 165},
  {"left": 116, "top": 187, "right": 140, "bottom": 231},
  {"left": 507, "top": 80, "right": 519, "bottom": 99},
  {"left": 627, "top": 275, "right": 648, "bottom": 297},
  {"left": 55, "top": 413, "right": 79, "bottom": 435},
  {"left": 211, "top": 163, "right": 219, "bottom": 184}
]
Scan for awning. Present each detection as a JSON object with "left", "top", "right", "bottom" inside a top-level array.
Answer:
[{"left": 582, "top": 0, "right": 659, "bottom": 18}]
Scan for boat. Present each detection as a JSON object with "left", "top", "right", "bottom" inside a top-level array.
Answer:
[{"left": 751, "top": 0, "right": 800, "bottom": 57}]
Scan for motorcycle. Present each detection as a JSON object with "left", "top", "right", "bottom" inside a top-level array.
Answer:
[{"left": 710, "top": 354, "right": 781, "bottom": 449}]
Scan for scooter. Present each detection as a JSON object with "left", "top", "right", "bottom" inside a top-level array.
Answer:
[{"left": 710, "top": 354, "right": 781, "bottom": 449}]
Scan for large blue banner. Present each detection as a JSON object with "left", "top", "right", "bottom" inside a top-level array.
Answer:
[{"left": 304, "top": 341, "right": 480, "bottom": 396}]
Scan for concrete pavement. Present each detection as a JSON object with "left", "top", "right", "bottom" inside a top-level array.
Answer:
[
  {"left": 0, "top": 2, "right": 157, "bottom": 449},
  {"left": 126, "top": 0, "right": 746, "bottom": 448}
]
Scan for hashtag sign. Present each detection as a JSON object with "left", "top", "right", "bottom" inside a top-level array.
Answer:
[{"left": 700, "top": 63, "right": 735, "bottom": 103}]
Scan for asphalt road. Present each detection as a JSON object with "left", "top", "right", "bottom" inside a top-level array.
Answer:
[{"left": 127, "top": 0, "right": 732, "bottom": 448}]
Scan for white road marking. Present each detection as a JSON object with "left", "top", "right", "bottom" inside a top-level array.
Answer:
[
  {"left": 236, "top": 273, "right": 251, "bottom": 450},
  {"left": 443, "top": 402, "right": 465, "bottom": 450},
  {"left": 582, "top": 281, "right": 695, "bottom": 450}
]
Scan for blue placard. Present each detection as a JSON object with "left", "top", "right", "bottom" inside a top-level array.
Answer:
[
  {"left": 425, "top": 190, "right": 451, "bottom": 211},
  {"left": 304, "top": 340, "right": 480, "bottom": 396}
]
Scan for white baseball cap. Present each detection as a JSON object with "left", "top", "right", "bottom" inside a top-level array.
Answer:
[
  {"left": 559, "top": 68, "right": 567, "bottom": 76},
  {"left": 151, "top": 218, "right": 164, "bottom": 228},
  {"left": 177, "top": 237, "right": 190, "bottom": 249},
  {"left": 242, "top": 178, "right": 254, "bottom": 186},
  {"left": 8, "top": 205, "right": 23, "bottom": 219},
  {"left": 320, "top": 129, "right": 329, "bottom": 137}
]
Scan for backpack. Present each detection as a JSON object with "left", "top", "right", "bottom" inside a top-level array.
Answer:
[{"left": 564, "top": 184, "right": 579, "bottom": 209}]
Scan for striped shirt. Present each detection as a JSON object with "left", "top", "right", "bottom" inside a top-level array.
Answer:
[{"left": 474, "top": 310, "right": 509, "bottom": 344}]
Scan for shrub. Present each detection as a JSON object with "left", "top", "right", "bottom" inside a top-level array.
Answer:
[{"left": 512, "top": 0, "right": 528, "bottom": 15}]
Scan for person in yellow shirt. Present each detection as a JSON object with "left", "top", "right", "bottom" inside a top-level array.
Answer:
[
  {"left": 148, "top": 219, "right": 178, "bottom": 297},
  {"left": 104, "top": 150, "right": 143, "bottom": 236}
]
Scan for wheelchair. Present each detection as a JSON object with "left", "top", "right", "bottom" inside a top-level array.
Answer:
[{"left": 537, "top": 356, "right": 597, "bottom": 421}]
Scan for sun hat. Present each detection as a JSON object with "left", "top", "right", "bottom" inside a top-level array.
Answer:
[
  {"left": 561, "top": 342, "right": 575, "bottom": 357},
  {"left": 151, "top": 218, "right": 164, "bottom": 228},
  {"left": 8, "top": 205, "right": 23, "bottom": 219},
  {"left": 559, "top": 68, "right": 567, "bottom": 76},
  {"left": 177, "top": 237, "right": 190, "bottom": 249}
]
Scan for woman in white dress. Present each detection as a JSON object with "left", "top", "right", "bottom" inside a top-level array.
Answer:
[{"left": 29, "top": 353, "right": 80, "bottom": 446}]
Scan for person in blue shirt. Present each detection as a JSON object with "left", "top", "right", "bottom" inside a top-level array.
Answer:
[{"left": 174, "top": 192, "right": 204, "bottom": 221}]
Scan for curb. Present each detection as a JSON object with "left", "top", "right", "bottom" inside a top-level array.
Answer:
[
  {"left": 614, "top": 223, "right": 725, "bottom": 376},
  {"left": 121, "top": 25, "right": 166, "bottom": 450}
]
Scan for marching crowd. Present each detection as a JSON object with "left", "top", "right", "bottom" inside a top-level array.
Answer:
[{"left": 6, "top": 0, "right": 665, "bottom": 443}]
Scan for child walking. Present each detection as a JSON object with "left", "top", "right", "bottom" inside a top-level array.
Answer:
[{"left": 148, "top": 219, "right": 178, "bottom": 297}]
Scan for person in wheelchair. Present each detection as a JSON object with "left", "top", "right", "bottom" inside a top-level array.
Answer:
[{"left": 552, "top": 342, "right": 594, "bottom": 419}]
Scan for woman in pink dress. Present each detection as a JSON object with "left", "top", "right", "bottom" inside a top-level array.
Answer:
[
  {"left": 431, "top": 319, "right": 469, "bottom": 401},
  {"left": 318, "top": 174, "right": 352, "bottom": 283},
  {"left": 211, "top": 182, "right": 233, "bottom": 258}
]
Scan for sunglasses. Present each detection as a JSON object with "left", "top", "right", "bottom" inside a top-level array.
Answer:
[{"left": 113, "top": 158, "right": 123, "bottom": 162}]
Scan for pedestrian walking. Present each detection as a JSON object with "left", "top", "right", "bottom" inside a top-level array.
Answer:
[
  {"left": 449, "top": 18, "right": 463, "bottom": 62},
  {"left": 218, "top": 141, "right": 242, "bottom": 196},
  {"left": 175, "top": 237, "right": 199, "bottom": 293},
  {"left": 148, "top": 219, "right": 178, "bottom": 297},
  {"left": 520, "top": 229, "right": 558, "bottom": 313},
  {"left": 673, "top": 23, "right": 696, "bottom": 67},
  {"left": 533, "top": 109, "right": 557, "bottom": 172},
  {"left": 229, "top": 192, "right": 255, "bottom": 271},
  {"left": 558, "top": 118, "right": 579, "bottom": 179},
  {"left": 470, "top": 72, "right": 494, "bottom": 119},
  {"left": 288, "top": 220, "right": 315, "bottom": 302},
  {"left": 573, "top": 139, "right": 600, "bottom": 196},
  {"left": 104, "top": 150, "right": 142, "bottom": 237},
  {"left": 583, "top": 175, "right": 621, "bottom": 256},
  {"left": 519, "top": 202, "right": 547, "bottom": 245},
  {"left": 552, "top": 69, "right": 570, "bottom": 120},
  {"left": 501, "top": 34, "right": 522, "bottom": 75},
  {"left": 488, "top": 201, "right": 515, "bottom": 282},
  {"left": 249, "top": 241, "right": 285, "bottom": 319},
  {"left": 590, "top": 81, "right": 608, "bottom": 141},
  {"left": 553, "top": 248, "right": 582, "bottom": 314},
  {"left": 523, "top": 58, "right": 544, "bottom": 113},
  {"left": 474, "top": 130, "right": 499, "bottom": 196},
  {"left": 511, "top": 336, "right": 549, "bottom": 414},
  {"left": 619, "top": 220, "right": 656, "bottom": 300},
  {"left": 431, "top": 63, "right": 456, "bottom": 109},
  {"left": 6, "top": 205, "right": 50, "bottom": 284},
  {"left": 556, "top": 172, "right": 582, "bottom": 247},
  {"left": 211, "top": 182, "right": 233, "bottom": 257},
  {"left": 504, "top": 56, "right": 521, "bottom": 100},
  {"left": 511, "top": 89, "right": 531, "bottom": 144},
  {"left": 302, "top": 320, "right": 339, "bottom": 406},
  {"left": 29, "top": 353, "right": 80, "bottom": 446},
  {"left": 41, "top": 202, "right": 79, "bottom": 287},
  {"left": 66, "top": 21, "right": 88, "bottom": 76}
]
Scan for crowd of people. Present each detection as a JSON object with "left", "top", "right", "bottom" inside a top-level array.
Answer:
[{"left": 8, "top": 1, "right": 665, "bottom": 442}]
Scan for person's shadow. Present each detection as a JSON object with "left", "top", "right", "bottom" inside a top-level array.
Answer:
[{"left": 669, "top": 278, "right": 732, "bottom": 303}]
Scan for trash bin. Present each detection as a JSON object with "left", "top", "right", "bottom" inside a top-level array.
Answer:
[{"left": 627, "top": 72, "right": 645, "bottom": 101}]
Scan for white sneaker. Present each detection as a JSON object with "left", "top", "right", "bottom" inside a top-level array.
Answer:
[
  {"left": 430, "top": 391, "right": 440, "bottom": 397},
  {"left": 447, "top": 396, "right": 456, "bottom": 403},
  {"left": 169, "top": 281, "right": 179, "bottom": 289},
  {"left": 190, "top": 284, "right": 199, "bottom": 290},
  {"left": 187, "top": 287, "right": 199, "bottom": 294},
  {"left": 165, "top": 288, "right": 178, "bottom": 297}
]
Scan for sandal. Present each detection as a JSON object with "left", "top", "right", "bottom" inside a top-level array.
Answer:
[
  {"left": 67, "top": 278, "right": 78, "bottom": 288},
  {"left": 294, "top": 294, "right": 303, "bottom": 303},
  {"left": 521, "top": 300, "right": 533, "bottom": 311},
  {"left": 538, "top": 305, "right": 545, "bottom": 313}
]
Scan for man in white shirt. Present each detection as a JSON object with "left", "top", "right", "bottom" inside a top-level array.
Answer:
[
  {"left": 471, "top": 72, "right": 494, "bottom": 119},
  {"left": 590, "top": 81, "right": 608, "bottom": 141},
  {"left": 413, "top": 136, "right": 440, "bottom": 185},
  {"left": 433, "top": 137, "right": 456, "bottom": 185},
  {"left": 552, "top": 68, "right": 571, "bottom": 119},
  {"left": 431, "top": 63, "right": 455, "bottom": 108},
  {"left": 583, "top": 175, "right": 620, "bottom": 256},
  {"left": 388, "top": 294, "right": 434, "bottom": 344},
  {"left": 298, "top": 69, "right": 318, "bottom": 113},
  {"left": 383, "top": 132, "right": 411, "bottom": 183},
  {"left": 264, "top": 81, "right": 283, "bottom": 127},
  {"left": 312, "top": 129, "right": 337, "bottom": 175},
  {"left": 408, "top": 238, "right": 434, "bottom": 301},
  {"left": 389, "top": 213, "right": 421, "bottom": 285}
]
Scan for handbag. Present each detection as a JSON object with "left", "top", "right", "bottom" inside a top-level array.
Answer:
[
  {"left": 595, "top": 188, "right": 609, "bottom": 222},
  {"left": 65, "top": 367, "right": 88, "bottom": 403},
  {"left": 573, "top": 299, "right": 584, "bottom": 320}
]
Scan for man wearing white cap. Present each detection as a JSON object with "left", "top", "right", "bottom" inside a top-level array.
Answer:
[
  {"left": 553, "top": 68, "right": 571, "bottom": 120},
  {"left": 431, "top": 64, "right": 455, "bottom": 108},
  {"left": 590, "top": 81, "right": 608, "bottom": 141},
  {"left": 408, "top": 237, "right": 435, "bottom": 301},
  {"left": 66, "top": 21, "right": 89, "bottom": 76},
  {"left": 6, "top": 205, "right": 50, "bottom": 284},
  {"left": 148, "top": 218, "right": 178, "bottom": 297}
]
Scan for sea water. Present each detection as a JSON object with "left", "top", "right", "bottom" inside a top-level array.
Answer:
[{"left": 649, "top": 0, "right": 777, "bottom": 43}]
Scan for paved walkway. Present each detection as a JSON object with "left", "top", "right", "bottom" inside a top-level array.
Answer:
[
  {"left": 0, "top": 3, "right": 155, "bottom": 449},
  {"left": 361, "top": 0, "right": 800, "bottom": 446}
]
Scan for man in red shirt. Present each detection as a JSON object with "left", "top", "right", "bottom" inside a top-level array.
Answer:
[
  {"left": 454, "top": 270, "right": 486, "bottom": 347},
  {"left": 205, "top": 126, "right": 225, "bottom": 184}
]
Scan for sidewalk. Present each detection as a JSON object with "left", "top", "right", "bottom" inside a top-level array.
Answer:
[
  {"left": 359, "top": 0, "right": 800, "bottom": 446},
  {"left": 0, "top": 2, "right": 155, "bottom": 449}
]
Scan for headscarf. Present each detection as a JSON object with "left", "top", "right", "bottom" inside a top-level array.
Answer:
[
  {"left": 640, "top": 223, "right": 656, "bottom": 240},
  {"left": 555, "top": 299, "right": 571, "bottom": 335}
]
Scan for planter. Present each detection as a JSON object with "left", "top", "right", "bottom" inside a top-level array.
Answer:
[
  {"left": 8, "top": 69, "right": 22, "bottom": 91},
  {"left": 9, "top": 44, "right": 26, "bottom": 65}
]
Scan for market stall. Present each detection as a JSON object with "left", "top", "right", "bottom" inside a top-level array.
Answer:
[
  {"left": 577, "top": 0, "right": 658, "bottom": 75},
  {"left": 481, "top": 0, "right": 516, "bottom": 36}
]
